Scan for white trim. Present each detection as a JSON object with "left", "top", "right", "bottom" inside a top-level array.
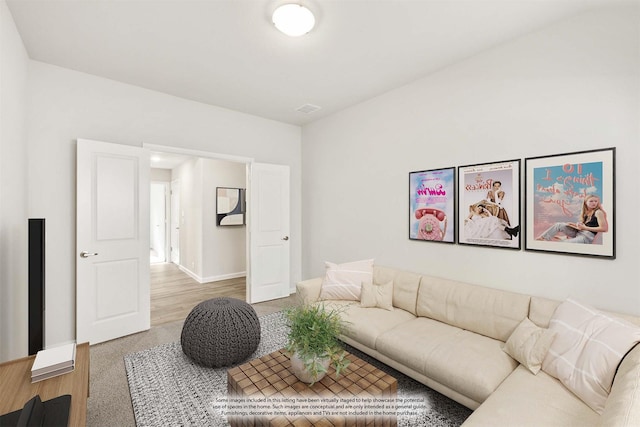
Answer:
[
  {"left": 178, "top": 264, "right": 246, "bottom": 284},
  {"left": 143, "top": 143, "right": 254, "bottom": 164}
]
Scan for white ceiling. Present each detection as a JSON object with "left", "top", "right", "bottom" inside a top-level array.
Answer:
[{"left": 7, "top": 0, "right": 618, "bottom": 126}]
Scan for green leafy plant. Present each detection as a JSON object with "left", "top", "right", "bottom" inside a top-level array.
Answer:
[{"left": 284, "top": 303, "right": 350, "bottom": 384}]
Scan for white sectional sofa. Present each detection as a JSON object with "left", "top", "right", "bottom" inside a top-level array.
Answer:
[{"left": 296, "top": 265, "right": 640, "bottom": 426}]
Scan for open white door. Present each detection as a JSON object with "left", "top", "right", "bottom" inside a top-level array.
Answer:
[
  {"left": 248, "top": 163, "right": 290, "bottom": 303},
  {"left": 76, "top": 139, "right": 150, "bottom": 344}
]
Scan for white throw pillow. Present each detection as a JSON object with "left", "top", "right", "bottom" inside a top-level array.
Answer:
[
  {"left": 502, "top": 317, "right": 555, "bottom": 374},
  {"left": 360, "top": 281, "right": 394, "bottom": 311},
  {"left": 319, "top": 259, "right": 374, "bottom": 301},
  {"left": 541, "top": 298, "right": 640, "bottom": 414}
]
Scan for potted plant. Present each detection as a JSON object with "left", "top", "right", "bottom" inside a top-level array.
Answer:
[{"left": 284, "top": 303, "right": 350, "bottom": 385}]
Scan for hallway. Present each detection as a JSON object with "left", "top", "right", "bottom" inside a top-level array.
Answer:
[{"left": 150, "top": 263, "right": 245, "bottom": 326}]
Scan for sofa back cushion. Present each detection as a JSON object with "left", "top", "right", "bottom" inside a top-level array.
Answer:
[
  {"left": 529, "top": 297, "right": 561, "bottom": 328},
  {"left": 417, "top": 275, "right": 530, "bottom": 342},
  {"left": 373, "top": 266, "right": 421, "bottom": 315}
]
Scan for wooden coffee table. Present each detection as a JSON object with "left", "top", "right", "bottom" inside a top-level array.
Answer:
[{"left": 227, "top": 348, "right": 397, "bottom": 426}]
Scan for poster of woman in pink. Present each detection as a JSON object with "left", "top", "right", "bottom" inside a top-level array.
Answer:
[{"left": 525, "top": 148, "right": 615, "bottom": 258}]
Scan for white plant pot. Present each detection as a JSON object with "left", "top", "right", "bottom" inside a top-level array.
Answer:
[{"left": 290, "top": 352, "right": 330, "bottom": 384}]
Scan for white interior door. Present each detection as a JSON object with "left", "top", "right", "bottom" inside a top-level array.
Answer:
[
  {"left": 248, "top": 163, "right": 290, "bottom": 303},
  {"left": 170, "top": 179, "right": 180, "bottom": 265},
  {"left": 76, "top": 139, "right": 150, "bottom": 344}
]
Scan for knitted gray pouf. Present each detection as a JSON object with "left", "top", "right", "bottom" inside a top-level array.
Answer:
[{"left": 180, "top": 297, "right": 261, "bottom": 368}]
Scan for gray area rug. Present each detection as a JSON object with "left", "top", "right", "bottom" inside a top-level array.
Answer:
[{"left": 125, "top": 311, "right": 472, "bottom": 426}]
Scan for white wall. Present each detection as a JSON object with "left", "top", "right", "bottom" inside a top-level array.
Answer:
[
  {"left": 173, "top": 158, "right": 246, "bottom": 281},
  {"left": 24, "top": 61, "right": 302, "bottom": 348},
  {"left": 0, "top": 0, "right": 30, "bottom": 361},
  {"left": 201, "top": 159, "right": 246, "bottom": 281},
  {"left": 302, "top": 5, "right": 640, "bottom": 316},
  {"left": 174, "top": 159, "right": 202, "bottom": 276},
  {"left": 151, "top": 168, "right": 172, "bottom": 182},
  {"left": 150, "top": 182, "right": 167, "bottom": 260}
]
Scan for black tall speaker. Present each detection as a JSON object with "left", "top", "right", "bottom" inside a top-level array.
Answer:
[{"left": 28, "top": 218, "right": 45, "bottom": 355}]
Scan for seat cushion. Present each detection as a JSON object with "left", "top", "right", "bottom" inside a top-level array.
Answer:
[
  {"left": 462, "top": 365, "right": 599, "bottom": 427},
  {"left": 377, "top": 317, "right": 518, "bottom": 403}
]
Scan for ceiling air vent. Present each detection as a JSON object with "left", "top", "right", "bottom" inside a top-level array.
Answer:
[{"left": 296, "top": 104, "right": 322, "bottom": 114}]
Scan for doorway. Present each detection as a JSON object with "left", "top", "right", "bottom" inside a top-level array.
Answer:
[
  {"left": 150, "top": 181, "right": 169, "bottom": 263},
  {"left": 77, "top": 139, "right": 291, "bottom": 343},
  {"left": 148, "top": 145, "right": 292, "bottom": 305},
  {"left": 149, "top": 150, "right": 249, "bottom": 326}
]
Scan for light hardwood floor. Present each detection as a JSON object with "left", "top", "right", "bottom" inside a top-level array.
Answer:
[{"left": 150, "top": 262, "right": 297, "bottom": 326}]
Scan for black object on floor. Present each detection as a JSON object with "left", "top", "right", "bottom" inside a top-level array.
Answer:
[{"left": 0, "top": 394, "right": 71, "bottom": 427}]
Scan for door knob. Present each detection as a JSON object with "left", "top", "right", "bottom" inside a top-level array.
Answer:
[
  {"left": 282, "top": 236, "right": 289, "bottom": 241},
  {"left": 80, "top": 251, "right": 98, "bottom": 258}
]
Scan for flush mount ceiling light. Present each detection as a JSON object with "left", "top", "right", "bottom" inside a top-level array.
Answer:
[{"left": 272, "top": 4, "right": 315, "bottom": 37}]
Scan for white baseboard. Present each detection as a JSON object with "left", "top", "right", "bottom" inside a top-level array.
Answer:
[{"left": 178, "top": 265, "right": 246, "bottom": 284}]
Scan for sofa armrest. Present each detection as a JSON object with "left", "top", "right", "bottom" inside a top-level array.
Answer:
[
  {"left": 598, "top": 344, "right": 640, "bottom": 426},
  {"left": 296, "top": 277, "right": 323, "bottom": 305}
]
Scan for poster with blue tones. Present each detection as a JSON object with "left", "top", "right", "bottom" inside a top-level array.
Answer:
[{"left": 409, "top": 167, "right": 455, "bottom": 243}]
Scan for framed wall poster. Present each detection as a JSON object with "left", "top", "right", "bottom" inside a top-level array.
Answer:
[
  {"left": 525, "top": 148, "right": 615, "bottom": 258},
  {"left": 457, "top": 159, "right": 521, "bottom": 249},
  {"left": 409, "top": 167, "right": 455, "bottom": 243},
  {"left": 216, "top": 187, "right": 246, "bottom": 226}
]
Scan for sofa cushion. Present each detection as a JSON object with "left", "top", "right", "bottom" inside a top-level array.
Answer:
[
  {"left": 542, "top": 299, "right": 640, "bottom": 414},
  {"left": 502, "top": 317, "right": 556, "bottom": 374},
  {"left": 461, "top": 365, "right": 599, "bottom": 427},
  {"left": 529, "top": 296, "right": 561, "bottom": 328},
  {"left": 323, "top": 300, "right": 415, "bottom": 349},
  {"left": 599, "top": 344, "right": 640, "bottom": 426},
  {"left": 360, "top": 280, "right": 394, "bottom": 311},
  {"left": 416, "top": 275, "right": 530, "bottom": 341},
  {"left": 377, "top": 317, "right": 517, "bottom": 403},
  {"left": 373, "top": 266, "right": 421, "bottom": 315},
  {"left": 319, "top": 259, "right": 373, "bottom": 301}
]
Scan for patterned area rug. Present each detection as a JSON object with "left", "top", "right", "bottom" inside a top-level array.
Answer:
[{"left": 124, "top": 311, "right": 472, "bottom": 426}]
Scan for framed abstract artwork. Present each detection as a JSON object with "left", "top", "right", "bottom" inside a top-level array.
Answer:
[
  {"left": 457, "top": 159, "right": 521, "bottom": 249},
  {"left": 409, "top": 167, "right": 455, "bottom": 243},
  {"left": 216, "top": 187, "right": 246, "bottom": 226},
  {"left": 524, "top": 148, "right": 615, "bottom": 258}
]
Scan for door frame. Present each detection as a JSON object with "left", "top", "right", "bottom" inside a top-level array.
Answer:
[
  {"left": 144, "top": 143, "right": 255, "bottom": 288},
  {"left": 145, "top": 143, "right": 294, "bottom": 304}
]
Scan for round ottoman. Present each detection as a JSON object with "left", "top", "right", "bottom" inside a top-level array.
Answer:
[{"left": 180, "top": 297, "right": 261, "bottom": 368}]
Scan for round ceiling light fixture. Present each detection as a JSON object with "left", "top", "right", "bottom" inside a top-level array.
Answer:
[{"left": 272, "top": 4, "right": 315, "bottom": 37}]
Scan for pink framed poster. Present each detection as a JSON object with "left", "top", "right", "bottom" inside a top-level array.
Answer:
[{"left": 409, "top": 167, "right": 455, "bottom": 243}]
